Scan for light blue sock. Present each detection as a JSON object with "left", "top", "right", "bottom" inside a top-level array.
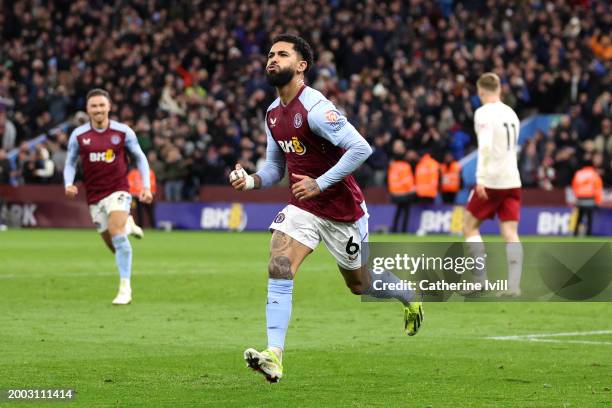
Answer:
[
  {"left": 111, "top": 234, "right": 132, "bottom": 279},
  {"left": 266, "top": 279, "right": 293, "bottom": 350},
  {"left": 366, "top": 270, "right": 415, "bottom": 305}
]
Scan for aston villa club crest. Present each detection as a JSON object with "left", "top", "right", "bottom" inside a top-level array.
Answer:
[
  {"left": 293, "top": 113, "right": 303, "bottom": 128},
  {"left": 110, "top": 135, "right": 121, "bottom": 145},
  {"left": 274, "top": 212, "right": 285, "bottom": 223}
]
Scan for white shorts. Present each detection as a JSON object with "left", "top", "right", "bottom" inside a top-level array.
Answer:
[
  {"left": 269, "top": 202, "right": 369, "bottom": 270},
  {"left": 89, "top": 191, "right": 132, "bottom": 233}
]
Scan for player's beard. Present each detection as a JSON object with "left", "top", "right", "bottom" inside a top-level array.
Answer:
[{"left": 266, "top": 67, "right": 295, "bottom": 87}]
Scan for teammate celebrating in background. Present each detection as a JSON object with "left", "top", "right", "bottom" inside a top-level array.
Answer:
[
  {"left": 230, "top": 34, "right": 422, "bottom": 383},
  {"left": 64, "top": 89, "right": 152, "bottom": 305},
  {"left": 463, "top": 73, "right": 523, "bottom": 297}
]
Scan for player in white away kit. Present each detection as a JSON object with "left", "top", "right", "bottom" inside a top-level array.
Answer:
[
  {"left": 230, "top": 34, "right": 422, "bottom": 383},
  {"left": 464, "top": 73, "right": 523, "bottom": 297}
]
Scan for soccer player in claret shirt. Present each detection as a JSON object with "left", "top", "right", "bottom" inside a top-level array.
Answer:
[
  {"left": 64, "top": 89, "right": 152, "bottom": 305},
  {"left": 463, "top": 73, "right": 523, "bottom": 297},
  {"left": 229, "top": 34, "right": 422, "bottom": 383}
]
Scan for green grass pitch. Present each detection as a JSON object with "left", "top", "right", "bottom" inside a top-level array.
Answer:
[{"left": 1, "top": 230, "right": 611, "bottom": 407}]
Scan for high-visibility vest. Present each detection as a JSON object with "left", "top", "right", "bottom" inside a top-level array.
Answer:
[
  {"left": 387, "top": 160, "right": 414, "bottom": 195},
  {"left": 572, "top": 166, "right": 603, "bottom": 204},
  {"left": 128, "top": 169, "right": 157, "bottom": 195},
  {"left": 440, "top": 161, "right": 461, "bottom": 193},
  {"left": 415, "top": 154, "right": 440, "bottom": 198}
]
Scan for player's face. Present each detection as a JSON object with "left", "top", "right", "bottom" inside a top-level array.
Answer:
[
  {"left": 86, "top": 95, "right": 110, "bottom": 125},
  {"left": 266, "top": 42, "right": 305, "bottom": 87}
]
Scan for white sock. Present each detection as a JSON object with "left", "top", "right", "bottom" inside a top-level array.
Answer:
[
  {"left": 125, "top": 216, "right": 133, "bottom": 235},
  {"left": 506, "top": 242, "right": 523, "bottom": 292},
  {"left": 120, "top": 278, "right": 131, "bottom": 292},
  {"left": 466, "top": 235, "right": 487, "bottom": 284}
]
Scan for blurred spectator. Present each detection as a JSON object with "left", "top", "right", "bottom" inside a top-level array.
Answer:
[
  {"left": 553, "top": 147, "right": 577, "bottom": 188},
  {"left": 590, "top": 31, "right": 612, "bottom": 60},
  {"left": 572, "top": 160, "right": 603, "bottom": 236},
  {"left": 440, "top": 152, "right": 461, "bottom": 204},
  {"left": 0, "top": 104, "right": 17, "bottom": 151},
  {"left": 387, "top": 140, "right": 415, "bottom": 233},
  {"left": 147, "top": 151, "right": 164, "bottom": 183},
  {"left": 538, "top": 155, "right": 556, "bottom": 191},
  {"left": 415, "top": 153, "right": 440, "bottom": 204},
  {"left": 47, "top": 131, "right": 68, "bottom": 181},
  {"left": 594, "top": 118, "right": 612, "bottom": 157},
  {"left": 161, "top": 147, "right": 187, "bottom": 202},
  {"left": 29, "top": 145, "right": 55, "bottom": 184},
  {"left": 0, "top": 148, "right": 10, "bottom": 184},
  {"left": 13, "top": 142, "right": 32, "bottom": 185},
  {"left": 368, "top": 133, "right": 390, "bottom": 187},
  {"left": 518, "top": 140, "right": 539, "bottom": 187}
]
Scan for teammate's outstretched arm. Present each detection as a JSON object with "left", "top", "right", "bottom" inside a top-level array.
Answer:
[
  {"left": 63, "top": 131, "right": 80, "bottom": 198},
  {"left": 125, "top": 129, "right": 153, "bottom": 203}
]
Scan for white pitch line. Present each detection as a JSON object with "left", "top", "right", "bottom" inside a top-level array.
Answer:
[
  {"left": 487, "top": 330, "right": 612, "bottom": 346},
  {"left": 489, "top": 330, "right": 612, "bottom": 340},
  {"left": 526, "top": 338, "right": 612, "bottom": 346}
]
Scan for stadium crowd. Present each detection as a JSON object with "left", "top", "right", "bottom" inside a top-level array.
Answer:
[{"left": 0, "top": 0, "right": 610, "bottom": 199}]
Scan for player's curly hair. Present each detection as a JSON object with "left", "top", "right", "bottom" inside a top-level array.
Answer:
[{"left": 271, "top": 34, "right": 314, "bottom": 73}]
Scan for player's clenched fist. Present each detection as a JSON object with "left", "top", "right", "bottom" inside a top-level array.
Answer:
[
  {"left": 229, "top": 164, "right": 255, "bottom": 190},
  {"left": 139, "top": 187, "right": 153, "bottom": 204},
  {"left": 65, "top": 184, "right": 78, "bottom": 198}
]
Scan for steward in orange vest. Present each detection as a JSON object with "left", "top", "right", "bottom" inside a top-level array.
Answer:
[
  {"left": 128, "top": 168, "right": 157, "bottom": 196},
  {"left": 388, "top": 160, "right": 415, "bottom": 195},
  {"left": 571, "top": 162, "right": 603, "bottom": 236},
  {"left": 387, "top": 157, "right": 416, "bottom": 233},
  {"left": 128, "top": 168, "right": 157, "bottom": 228},
  {"left": 440, "top": 153, "right": 461, "bottom": 204},
  {"left": 387, "top": 140, "right": 415, "bottom": 232},
  {"left": 415, "top": 153, "right": 440, "bottom": 203}
]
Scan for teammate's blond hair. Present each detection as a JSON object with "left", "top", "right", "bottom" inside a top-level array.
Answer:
[{"left": 476, "top": 73, "right": 501, "bottom": 93}]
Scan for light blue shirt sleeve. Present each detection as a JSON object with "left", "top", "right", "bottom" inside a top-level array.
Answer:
[
  {"left": 125, "top": 127, "right": 151, "bottom": 189},
  {"left": 255, "top": 122, "right": 286, "bottom": 188},
  {"left": 63, "top": 131, "right": 80, "bottom": 187},
  {"left": 307, "top": 101, "right": 372, "bottom": 191}
]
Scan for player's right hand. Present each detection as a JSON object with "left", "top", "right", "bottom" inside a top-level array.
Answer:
[
  {"left": 475, "top": 184, "right": 488, "bottom": 199},
  {"left": 65, "top": 184, "right": 78, "bottom": 198},
  {"left": 139, "top": 187, "right": 153, "bottom": 204},
  {"left": 229, "top": 164, "right": 255, "bottom": 191}
]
